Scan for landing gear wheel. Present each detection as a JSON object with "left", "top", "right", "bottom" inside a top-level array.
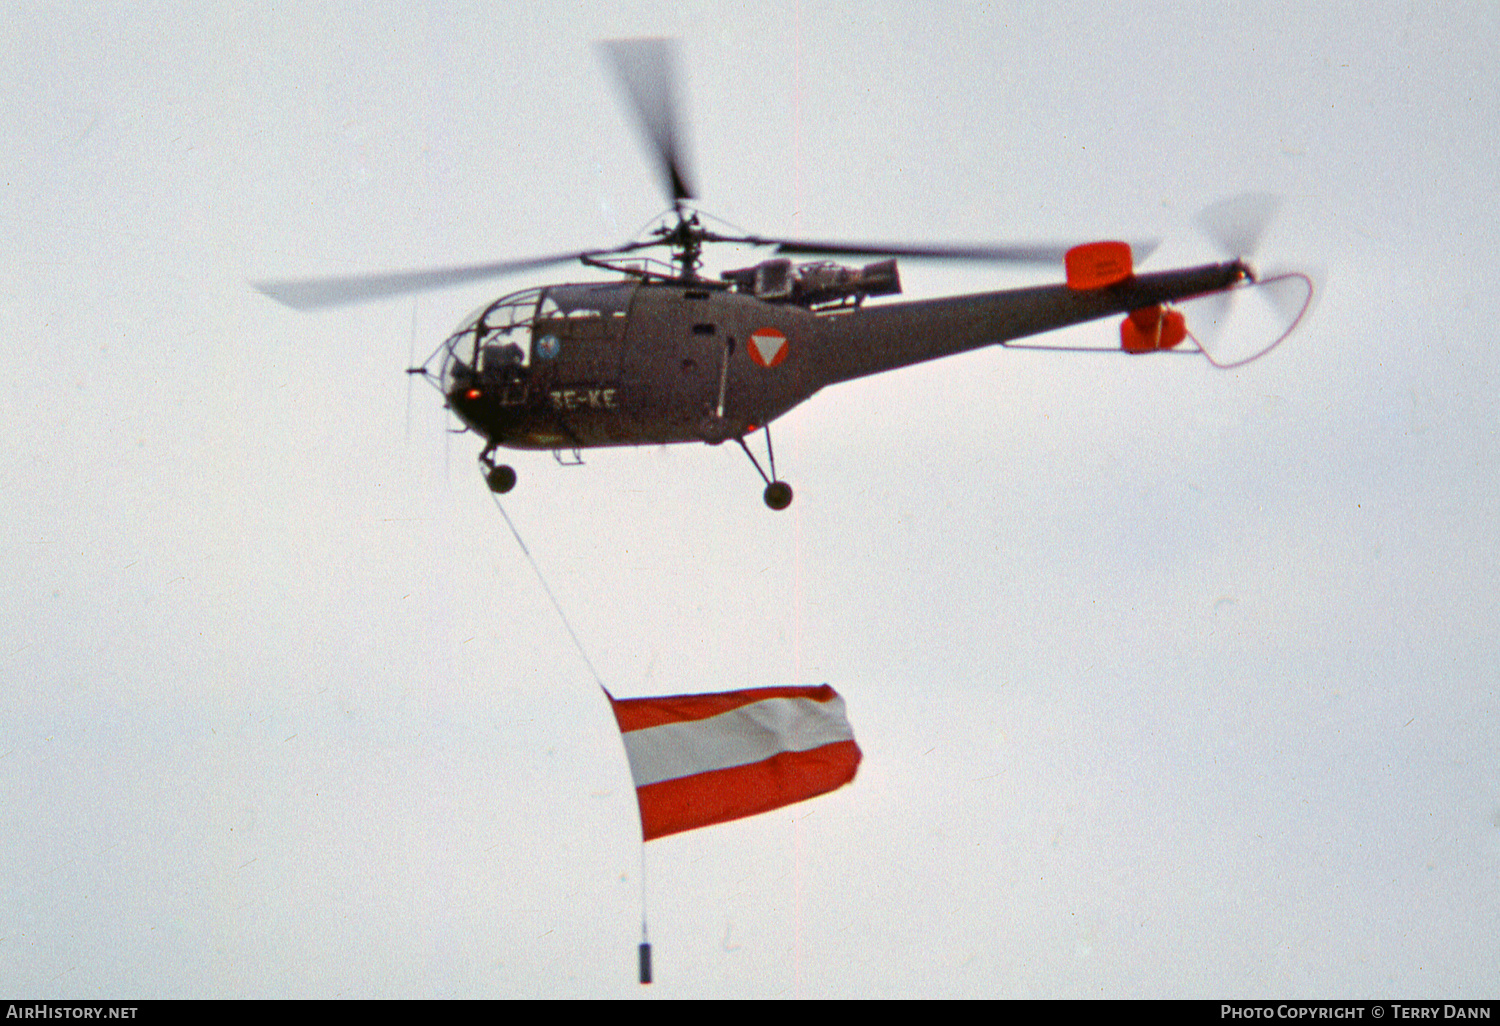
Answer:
[
  {"left": 486, "top": 464, "right": 517, "bottom": 494},
  {"left": 763, "top": 481, "right": 793, "bottom": 510},
  {"left": 737, "top": 429, "right": 792, "bottom": 512}
]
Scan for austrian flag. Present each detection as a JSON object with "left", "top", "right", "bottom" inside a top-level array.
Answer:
[{"left": 609, "top": 685, "right": 861, "bottom": 841}]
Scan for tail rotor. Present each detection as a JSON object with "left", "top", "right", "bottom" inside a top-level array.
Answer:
[{"left": 1182, "top": 193, "right": 1318, "bottom": 368}]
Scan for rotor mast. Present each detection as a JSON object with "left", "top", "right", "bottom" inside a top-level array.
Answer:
[{"left": 659, "top": 209, "right": 704, "bottom": 281}]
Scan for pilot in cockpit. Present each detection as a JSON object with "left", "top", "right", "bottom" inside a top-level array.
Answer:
[{"left": 481, "top": 340, "right": 526, "bottom": 380}]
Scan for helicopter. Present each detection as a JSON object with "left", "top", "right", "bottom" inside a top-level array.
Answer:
[{"left": 256, "top": 39, "right": 1312, "bottom": 510}]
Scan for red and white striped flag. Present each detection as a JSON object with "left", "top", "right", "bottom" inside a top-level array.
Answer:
[{"left": 609, "top": 684, "right": 861, "bottom": 841}]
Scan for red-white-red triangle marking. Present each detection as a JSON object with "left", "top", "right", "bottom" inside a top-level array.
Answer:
[{"left": 749, "top": 327, "right": 789, "bottom": 368}]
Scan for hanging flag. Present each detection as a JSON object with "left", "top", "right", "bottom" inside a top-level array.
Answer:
[{"left": 609, "top": 684, "right": 861, "bottom": 841}]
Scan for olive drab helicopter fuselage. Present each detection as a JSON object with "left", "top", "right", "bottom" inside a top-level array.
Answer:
[
  {"left": 255, "top": 39, "right": 1307, "bottom": 509},
  {"left": 432, "top": 252, "right": 1248, "bottom": 504}
]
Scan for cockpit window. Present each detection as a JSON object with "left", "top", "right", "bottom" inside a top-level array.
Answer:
[
  {"left": 440, "top": 287, "right": 543, "bottom": 393},
  {"left": 537, "top": 282, "right": 634, "bottom": 318}
]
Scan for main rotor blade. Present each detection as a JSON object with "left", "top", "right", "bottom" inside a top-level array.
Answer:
[
  {"left": 597, "top": 37, "right": 694, "bottom": 204},
  {"left": 254, "top": 250, "right": 612, "bottom": 311},
  {"left": 751, "top": 236, "right": 1159, "bottom": 265},
  {"left": 768, "top": 239, "right": 1074, "bottom": 262}
]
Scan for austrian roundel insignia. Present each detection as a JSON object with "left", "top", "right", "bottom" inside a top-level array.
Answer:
[{"left": 748, "top": 327, "right": 789, "bottom": 368}]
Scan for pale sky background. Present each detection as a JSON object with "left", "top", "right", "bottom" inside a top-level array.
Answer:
[{"left": 4, "top": 0, "right": 1498, "bottom": 999}]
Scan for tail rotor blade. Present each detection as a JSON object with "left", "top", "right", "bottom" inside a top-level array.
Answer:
[
  {"left": 1189, "top": 289, "right": 1236, "bottom": 353},
  {"left": 1194, "top": 192, "right": 1281, "bottom": 260},
  {"left": 1183, "top": 269, "right": 1316, "bottom": 369},
  {"left": 1257, "top": 264, "right": 1323, "bottom": 327}
]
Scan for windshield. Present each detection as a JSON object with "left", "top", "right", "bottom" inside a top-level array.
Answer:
[{"left": 439, "top": 287, "right": 544, "bottom": 393}]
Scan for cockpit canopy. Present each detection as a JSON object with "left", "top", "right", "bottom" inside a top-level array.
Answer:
[{"left": 439, "top": 282, "right": 637, "bottom": 394}]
